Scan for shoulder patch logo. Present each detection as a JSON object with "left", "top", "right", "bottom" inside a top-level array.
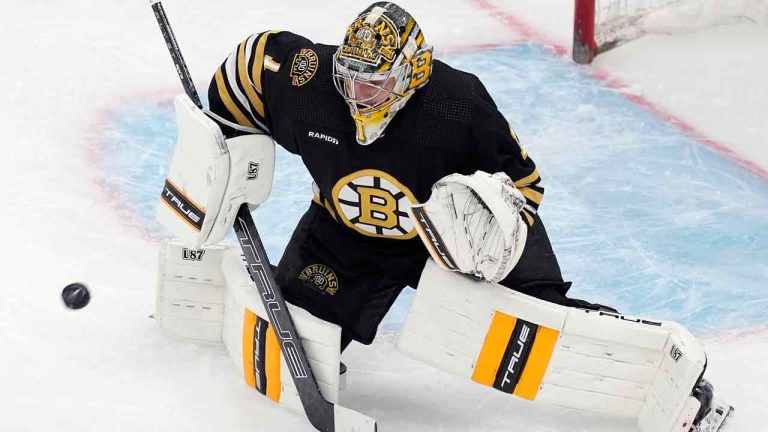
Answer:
[
  {"left": 290, "top": 48, "right": 319, "bottom": 87},
  {"left": 298, "top": 264, "right": 339, "bottom": 296}
]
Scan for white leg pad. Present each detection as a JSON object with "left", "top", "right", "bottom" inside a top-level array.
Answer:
[
  {"left": 155, "top": 241, "right": 343, "bottom": 415},
  {"left": 221, "top": 248, "right": 342, "bottom": 413},
  {"left": 397, "top": 260, "right": 706, "bottom": 432},
  {"left": 155, "top": 239, "right": 228, "bottom": 344}
]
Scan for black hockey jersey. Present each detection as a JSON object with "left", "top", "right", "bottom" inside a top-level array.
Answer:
[{"left": 207, "top": 31, "right": 544, "bottom": 246}]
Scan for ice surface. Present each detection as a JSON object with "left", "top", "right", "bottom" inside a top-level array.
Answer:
[
  {"left": 447, "top": 46, "right": 768, "bottom": 334},
  {"left": 106, "top": 45, "right": 768, "bottom": 336}
]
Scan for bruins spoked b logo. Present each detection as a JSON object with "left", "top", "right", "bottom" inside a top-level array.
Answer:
[
  {"left": 332, "top": 169, "right": 418, "bottom": 240},
  {"left": 299, "top": 264, "right": 339, "bottom": 295},
  {"left": 290, "top": 48, "right": 318, "bottom": 87}
]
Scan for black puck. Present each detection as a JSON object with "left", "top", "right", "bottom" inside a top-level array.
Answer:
[{"left": 62, "top": 283, "right": 90, "bottom": 309}]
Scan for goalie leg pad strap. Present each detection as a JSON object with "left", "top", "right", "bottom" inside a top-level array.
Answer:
[{"left": 397, "top": 260, "right": 707, "bottom": 432}]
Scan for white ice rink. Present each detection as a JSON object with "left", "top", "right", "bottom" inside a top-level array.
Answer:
[{"left": 1, "top": 1, "right": 767, "bottom": 431}]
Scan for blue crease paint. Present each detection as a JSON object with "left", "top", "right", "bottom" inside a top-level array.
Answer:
[{"left": 102, "top": 45, "right": 768, "bottom": 334}]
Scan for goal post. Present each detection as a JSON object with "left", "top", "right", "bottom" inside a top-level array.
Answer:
[
  {"left": 573, "top": 0, "right": 768, "bottom": 64},
  {"left": 573, "top": 0, "right": 598, "bottom": 64},
  {"left": 574, "top": 0, "right": 688, "bottom": 64}
]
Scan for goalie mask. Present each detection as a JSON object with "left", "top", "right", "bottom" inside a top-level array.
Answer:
[{"left": 333, "top": 2, "right": 434, "bottom": 145}]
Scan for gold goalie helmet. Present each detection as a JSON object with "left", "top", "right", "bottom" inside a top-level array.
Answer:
[{"left": 333, "top": 2, "right": 434, "bottom": 145}]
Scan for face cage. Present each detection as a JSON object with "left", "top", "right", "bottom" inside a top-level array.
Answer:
[{"left": 332, "top": 57, "right": 411, "bottom": 116}]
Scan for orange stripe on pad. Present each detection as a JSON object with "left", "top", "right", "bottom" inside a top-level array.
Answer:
[
  {"left": 513, "top": 326, "right": 560, "bottom": 400},
  {"left": 165, "top": 178, "right": 206, "bottom": 213},
  {"left": 472, "top": 311, "right": 517, "bottom": 386},
  {"left": 242, "top": 309, "right": 258, "bottom": 388}
]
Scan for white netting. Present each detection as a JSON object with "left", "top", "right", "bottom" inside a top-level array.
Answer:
[{"left": 596, "top": 0, "right": 768, "bottom": 48}]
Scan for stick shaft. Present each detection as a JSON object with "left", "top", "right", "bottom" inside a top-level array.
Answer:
[
  {"left": 149, "top": 3, "right": 341, "bottom": 430},
  {"left": 150, "top": 0, "right": 202, "bottom": 108}
]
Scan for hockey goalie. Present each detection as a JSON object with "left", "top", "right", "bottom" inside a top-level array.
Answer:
[
  {"left": 152, "top": 2, "right": 733, "bottom": 431},
  {"left": 153, "top": 99, "right": 732, "bottom": 431}
]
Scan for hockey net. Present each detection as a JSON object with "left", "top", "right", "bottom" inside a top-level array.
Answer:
[{"left": 573, "top": 0, "right": 768, "bottom": 63}]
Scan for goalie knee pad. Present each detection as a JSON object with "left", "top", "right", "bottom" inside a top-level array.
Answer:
[
  {"left": 155, "top": 239, "right": 228, "bottom": 344},
  {"left": 155, "top": 240, "right": 347, "bottom": 411}
]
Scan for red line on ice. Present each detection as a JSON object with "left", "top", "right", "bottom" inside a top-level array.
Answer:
[{"left": 466, "top": 0, "right": 768, "bottom": 182}]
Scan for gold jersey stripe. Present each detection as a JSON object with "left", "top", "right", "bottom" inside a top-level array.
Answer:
[
  {"left": 520, "top": 187, "right": 544, "bottom": 206},
  {"left": 472, "top": 311, "right": 517, "bottom": 386},
  {"left": 242, "top": 309, "right": 258, "bottom": 389},
  {"left": 253, "top": 31, "right": 279, "bottom": 95},
  {"left": 513, "top": 169, "right": 540, "bottom": 188},
  {"left": 265, "top": 325, "right": 282, "bottom": 403},
  {"left": 415, "top": 31, "right": 424, "bottom": 46},
  {"left": 238, "top": 38, "right": 266, "bottom": 118},
  {"left": 509, "top": 125, "right": 525, "bottom": 158},
  {"left": 521, "top": 209, "right": 534, "bottom": 226},
  {"left": 215, "top": 68, "right": 256, "bottom": 128},
  {"left": 513, "top": 326, "right": 560, "bottom": 401},
  {"left": 312, "top": 194, "right": 339, "bottom": 222},
  {"left": 323, "top": 198, "right": 338, "bottom": 222}
]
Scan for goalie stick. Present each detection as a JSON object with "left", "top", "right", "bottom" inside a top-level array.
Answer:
[{"left": 149, "top": 2, "right": 376, "bottom": 431}]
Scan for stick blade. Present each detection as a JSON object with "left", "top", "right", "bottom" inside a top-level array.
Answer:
[
  {"left": 708, "top": 402, "right": 734, "bottom": 432},
  {"left": 334, "top": 405, "right": 378, "bottom": 432}
]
